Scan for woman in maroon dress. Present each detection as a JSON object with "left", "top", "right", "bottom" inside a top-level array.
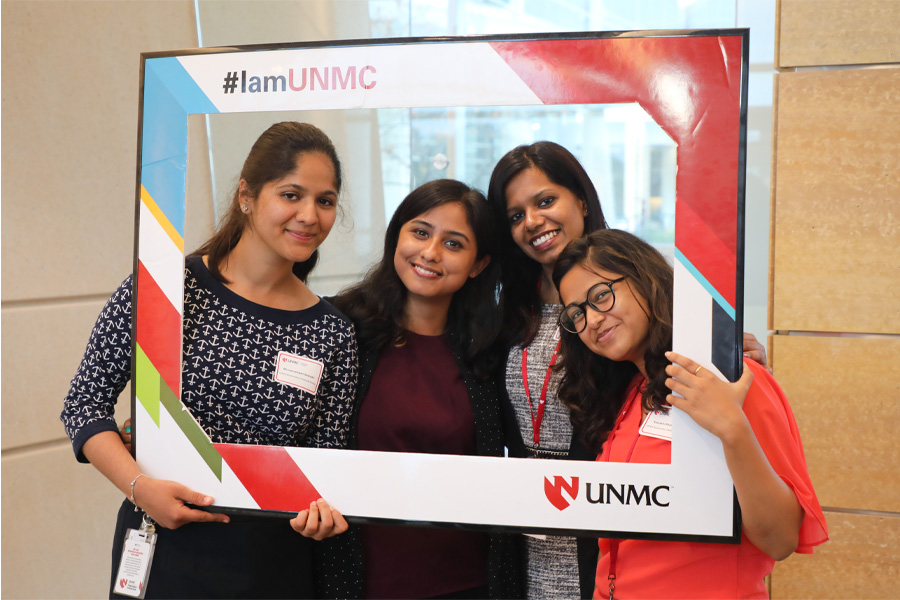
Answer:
[{"left": 316, "top": 179, "right": 522, "bottom": 599}]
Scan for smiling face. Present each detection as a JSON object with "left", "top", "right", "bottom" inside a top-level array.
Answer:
[
  {"left": 504, "top": 167, "right": 587, "bottom": 270},
  {"left": 242, "top": 151, "right": 338, "bottom": 266},
  {"left": 393, "top": 201, "right": 489, "bottom": 309},
  {"left": 558, "top": 262, "right": 652, "bottom": 375}
]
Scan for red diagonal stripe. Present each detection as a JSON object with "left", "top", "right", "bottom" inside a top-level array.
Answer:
[
  {"left": 136, "top": 261, "right": 182, "bottom": 396},
  {"left": 676, "top": 196, "right": 736, "bottom": 308},
  {"left": 214, "top": 444, "right": 322, "bottom": 512},
  {"left": 490, "top": 36, "right": 742, "bottom": 305}
]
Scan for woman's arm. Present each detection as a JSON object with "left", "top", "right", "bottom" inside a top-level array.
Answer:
[
  {"left": 742, "top": 332, "right": 771, "bottom": 373},
  {"left": 664, "top": 352, "right": 802, "bottom": 560},
  {"left": 82, "top": 431, "right": 230, "bottom": 530},
  {"left": 63, "top": 276, "right": 230, "bottom": 529},
  {"left": 304, "top": 316, "right": 359, "bottom": 450},
  {"left": 289, "top": 313, "right": 358, "bottom": 540}
]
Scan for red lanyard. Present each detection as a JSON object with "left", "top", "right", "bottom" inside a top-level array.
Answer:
[
  {"left": 603, "top": 382, "right": 643, "bottom": 600},
  {"left": 523, "top": 277, "right": 561, "bottom": 447},
  {"left": 520, "top": 339, "right": 560, "bottom": 446}
]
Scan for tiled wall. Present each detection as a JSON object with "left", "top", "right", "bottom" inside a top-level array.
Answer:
[
  {"left": 1, "top": 2, "right": 202, "bottom": 597},
  {"left": 1, "top": 3, "right": 371, "bottom": 597},
  {"left": 769, "top": 1, "right": 900, "bottom": 597}
]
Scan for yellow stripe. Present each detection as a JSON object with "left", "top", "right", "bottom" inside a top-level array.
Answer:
[{"left": 140, "top": 185, "right": 184, "bottom": 252}]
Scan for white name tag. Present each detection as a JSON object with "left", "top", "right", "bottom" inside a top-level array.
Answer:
[
  {"left": 639, "top": 408, "right": 673, "bottom": 441},
  {"left": 113, "top": 529, "right": 156, "bottom": 598},
  {"left": 273, "top": 351, "right": 323, "bottom": 394}
]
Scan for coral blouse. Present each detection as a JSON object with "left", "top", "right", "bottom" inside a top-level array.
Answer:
[{"left": 594, "top": 359, "right": 828, "bottom": 599}]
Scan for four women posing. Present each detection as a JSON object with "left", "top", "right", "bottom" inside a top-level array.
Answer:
[{"left": 63, "top": 123, "right": 825, "bottom": 599}]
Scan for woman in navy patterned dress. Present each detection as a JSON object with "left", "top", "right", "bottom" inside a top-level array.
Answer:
[{"left": 60, "top": 122, "right": 358, "bottom": 598}]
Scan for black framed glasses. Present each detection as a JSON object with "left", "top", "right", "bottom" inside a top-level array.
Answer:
[{"left": 558, "top": 276, "right": 627, "bottom": 334}]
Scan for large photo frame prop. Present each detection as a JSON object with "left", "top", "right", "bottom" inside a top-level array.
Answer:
[{"left": 134, "top": 30, "right": 748, "bottom": 542}]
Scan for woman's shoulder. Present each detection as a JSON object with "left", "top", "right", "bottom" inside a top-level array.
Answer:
[
  {"left": 742, "top": 356, "right": 804, "bottom": 453},
  {"left": 744, "top": 357, "right": 784, "bottom": 403},
  {"left": 741, "top": 359, "right": 829, "bottom": 553},
  {"left": 315, "top": 296, "right": 356, "bottom": 330},
  {"left": 181, "top": 257, "right": 352, "bottom": 330}
]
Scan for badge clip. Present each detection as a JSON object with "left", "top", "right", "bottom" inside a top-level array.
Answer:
[{"left": 113, "top": 514, "right": 157, "bottom": 598}]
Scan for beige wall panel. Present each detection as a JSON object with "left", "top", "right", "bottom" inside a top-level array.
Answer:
[
  {"left": 197, "top": 0, "right": 372, "bottom": 47},
  {"left": 771, "top": 335, "right": 900, "bottom": 512},
  {"left": 771, "top": 511, "right": 900, "bottom": 599},
  {"left": 1, "top": 445, "right": 126, "bottom": 599},
  {"left": 778, "top": 0, "right": 900, "bottom": 67},
  {"left": 0, "top": 108, "right": 218, "bottom": 445},
  {"left": 771, "top": 69, "right": 900, "bottom": 334},
  {"left": 1, "top": 0, "right": 199, "bottom": 302},
  {"left": 1, "top": 301, "right": 133, "bottom": 451}
]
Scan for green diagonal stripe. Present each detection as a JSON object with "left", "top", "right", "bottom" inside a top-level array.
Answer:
[
  {"left": 135, "top": 344, "right": 161, "bottom": 426},
  {"left": 158, "top": 378, "right": 223, "bottom": 481}
]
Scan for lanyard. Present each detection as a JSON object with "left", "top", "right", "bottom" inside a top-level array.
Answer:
[
  {"left": 607, "top": 540, "right": 618, "bottom": 600},
  {"left": 604, "top": 382, "right": 643, "bottom": 600},
  {"left": 520, "top": 339, "right": 560, "bottom": 446}
]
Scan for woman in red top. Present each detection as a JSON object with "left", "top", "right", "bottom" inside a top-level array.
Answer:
[{"left": 552, "top": 229, "right": 828, "bottom": 599}]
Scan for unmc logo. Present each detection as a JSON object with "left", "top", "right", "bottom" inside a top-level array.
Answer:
[{"left": 544, "top": 476, "right": 579, "bottom": 510}]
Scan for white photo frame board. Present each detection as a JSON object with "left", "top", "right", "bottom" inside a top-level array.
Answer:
[{"left": 133, "top": 30, "right": 748, "bottom": 542}]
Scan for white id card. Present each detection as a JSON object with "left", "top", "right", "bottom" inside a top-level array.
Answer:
[
  {"left": 113, "top": 528, "right": 157, "bottom": 598},
  {"left": 639, "top": 409, "right": 673, "bottom": 441},
  {"left": 273, "top": 351, "right": 324, "bottom": 394}
]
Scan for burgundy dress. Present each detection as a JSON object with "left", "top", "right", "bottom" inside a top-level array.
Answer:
[{"left": 357, "top": 332, "right": 488, "bottom": 599}]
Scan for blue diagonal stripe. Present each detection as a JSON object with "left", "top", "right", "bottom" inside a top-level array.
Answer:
[
  {"left": 147, "top": 57, "right": 219, "bottom": 115},
  {"left": 140, "top": 57, "right": 218, "bottom": 239},
  {"left": 674, "top": 248, "right": 735, "bottom": 320}
]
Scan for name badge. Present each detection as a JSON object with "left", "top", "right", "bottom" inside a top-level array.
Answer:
[
  {"left": 113, "top": 528, "right": 156, "bottom": 598},
  {"left": 273, "top": 351, "right": 323, "bottom": 394},
  {"left": 639, "top": 409, "right": 673, "bottom": 441}
]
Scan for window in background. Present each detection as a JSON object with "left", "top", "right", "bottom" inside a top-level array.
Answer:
[
  {"left": 196, "top": 0, "right": 774, "bottom": 339},
  {"left": 391, "top": 104, "right": 676, "bottom": 248}
]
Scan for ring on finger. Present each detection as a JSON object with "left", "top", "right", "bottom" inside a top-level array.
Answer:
[{"left": 694, "top": 366, "right": 703, "bottom": 375}]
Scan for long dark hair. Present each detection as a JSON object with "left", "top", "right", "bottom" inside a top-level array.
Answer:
[
  {"left": 487, "top": 141, "right": 607, "bottom": 347},
  {"left": 552, "top": 229, "right": 673, "bottom": 453},
  {"left": 332, "top": 179, "right": 501, "bottom": 379},
  {"left": 193, "top": 121, "right": 343, "bottom": 283}
]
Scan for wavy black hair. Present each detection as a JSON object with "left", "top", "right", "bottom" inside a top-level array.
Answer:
[
  {"left": 487, "top": 141, "right": 607, "bottom": 348},
  {"left": 332, "top": 179, "right": 501, "bottom": 379},
  {"left": 552, "top": 229, "right": 673, "bottom": 453}
]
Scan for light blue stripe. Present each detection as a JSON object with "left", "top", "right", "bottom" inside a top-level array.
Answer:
[
  {"left": 674, "top": 248, "right": 736, "bottom": 320},
  {"left": 141, "top": 65, "right": 187, "bottom": 238},
  {"left": 148, "top": 57, "right": 218, "bottom": 115},
  {"left": 140, "top": 57, "right": 218, "bottom": 239}
]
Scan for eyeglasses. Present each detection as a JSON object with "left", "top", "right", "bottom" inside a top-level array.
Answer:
[{"left": 558, "top": 277, "right": 627, "bottom": 334}]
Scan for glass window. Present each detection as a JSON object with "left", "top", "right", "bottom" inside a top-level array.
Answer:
[{"left": 196, "top": 0, "right": 774, "bottom": 339}]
